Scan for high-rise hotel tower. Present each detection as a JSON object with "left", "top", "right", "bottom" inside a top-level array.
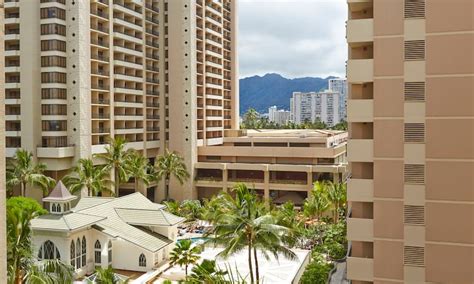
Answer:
[
  {"left": 3, "top": 0, "right": 238, "bottom": 200},
  {"left": 346, "top": 0, "right": 474, "bottom": 283}
]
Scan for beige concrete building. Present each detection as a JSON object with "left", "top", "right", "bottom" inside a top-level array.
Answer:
[
  {"left": 346, "top": 0, "right": 474, "bottom": 283},
  {"left": 194, "top": 129, "right": 348, "bottom": 205},
  {"left": 3, "top": 0, "right": 238, "bottom": 200},
  {"left": 0, "top": 0, "right": 7, "bottom": 281}
]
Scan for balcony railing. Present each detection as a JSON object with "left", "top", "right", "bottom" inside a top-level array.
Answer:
[
  {"left": 91, "top": 84, "right": 109, "bottom": 90},
  {"left": 91, "top": 98, "right": 110, "bottom": 104},
  {"left": 92, "top": 113, "right": 110, "bottom": 119},
  {"left": 92, "top": 128, "right": 110, "bottom": 133},
  {"left": 91, "top": 54, "right": 109, "bottom": 62}
]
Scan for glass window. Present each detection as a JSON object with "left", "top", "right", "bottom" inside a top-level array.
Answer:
[
  {"left": 70, "top": 241, "right": 75, "bottom": 267},
  {"left": 94, "top": 240, "right": 101, "bottom": 265},
  {"left": 139, "top": 253, "right": 146, "bottom": 267},
  {"left": 38, "top": 240, "right": 60, "bottom": 260},
  {"left": 82, "top": 236, "right": 87, "bottom": 267}
]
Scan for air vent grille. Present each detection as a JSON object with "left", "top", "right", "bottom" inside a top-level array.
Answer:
[
  {"left": 405, "top": 40, "right": 425, "bottom": 61},
  {"left": 404, "top": 205, "right": 425, "bottom": 225},
  {"left": 404, "top": 246, "right": 425, "bottom": 267},
  {"left": 405, "top": 0, "right": 425, "bottom": 18},
  {"left": 404, "top": 164, "right": 425, "bottom": 184},
  {"left": 405, "top": 123, "right": 425, "bottom": 143},
  {"left": 404, "top": 82, "right": 425, "bottom": 102}
]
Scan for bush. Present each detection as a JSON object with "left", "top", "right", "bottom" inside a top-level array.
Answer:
[{"left": 299, "top": 253, "right": 334, "bottom": 284}]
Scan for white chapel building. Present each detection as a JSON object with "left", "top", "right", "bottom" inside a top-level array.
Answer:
[{"left": 31, "top": 181, "right": 184, "bottom": 277}]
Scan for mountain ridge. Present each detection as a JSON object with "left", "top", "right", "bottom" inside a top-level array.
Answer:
[{"left": 239, "top": 73, "right": 336, "bottom": 115}]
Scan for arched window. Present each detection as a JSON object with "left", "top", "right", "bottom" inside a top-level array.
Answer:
[
  {"left": 70, "top": 241, "right": 75, "bottom": 267},
  {"left": 107, "top": 241, "right": 112, "bottom": 264},
  {"left": 76, "top": 238, "right": 81, "bottom": 269},
  {"left": 94, "top": 240, "right": 101, "bottom": 265},
  {"left": 139, "top": 253, "right": 146, "bottom": 267},
  {"left": 38, "top": 240, "right": 60, "bottom": 260},
  {"left": 81, "top": 236, "right": 87, "bottom": 266},
  {"left": 52, "top": 203, "right": 57, "bottom": 212}
]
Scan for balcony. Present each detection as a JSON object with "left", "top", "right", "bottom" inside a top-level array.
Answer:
[
  {"left": 347, "top": 59, "right": 373, "bottom": 83},
  {"left": 347, "top": 218, "right": 373, "bottom": 241},
  {"left": 347, "top": 18, "right": 373, "bottom": 43},
  {"left": 347, "top": 99, "right": 373, "bottom": 122},
  {"left": 347, "top": 139, "right": 373, "bottom": 162},
  {"left": 347, "top": 257, "right": 373, "bottom": 282},
  {"left": 347, "top": 178, "right": 373, "bottom": 202},
  {"left": 37, "top": 145, "right": 75, "bottom": 158}
]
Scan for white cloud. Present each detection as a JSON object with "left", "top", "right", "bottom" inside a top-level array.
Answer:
[{"left": 238, "top": 0, "right": 347, "bottom": 79}]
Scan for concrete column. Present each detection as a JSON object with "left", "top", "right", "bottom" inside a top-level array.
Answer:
[
  {"left": 223, "top": 168, "right": 228, "bottom": 192},
  {"left": 333, "top": 170, "right": 340, "bottom": 183},
  {"left": 264, "top": 169, "right": 270, "bottom": 202},
  {"left": 307, "top": 170, "right": 313, "bottom": 196}
]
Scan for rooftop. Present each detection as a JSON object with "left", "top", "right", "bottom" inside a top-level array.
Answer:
[{"left": 32, "top": 192, "right": 185, "bottom": 252}]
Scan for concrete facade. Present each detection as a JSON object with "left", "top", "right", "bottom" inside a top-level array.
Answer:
[
  {"left": 3, "top": 0, "right": 238, "bottom": 201},
  {"left": 268, "top": 105, "right": 290, "bottom": 125},
  {"left": 346, "top": 0, "right": 474, "bottom": 283},
  {"left": 328, "top": 77, "right": 348, "bottom": 121},
  {"left": 290, "top": 90, "right": 342, "bottom": 126},
  {"left": 0, "top": 0, "right": 6, "bottom": 281},
  {"left": 195, "top": 129, "right": 348, "bottom": 205}
]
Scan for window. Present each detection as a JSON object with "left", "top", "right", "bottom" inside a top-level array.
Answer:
[
  {"left": 41, "top": 40, "right": 66, "bottom": 52},
  {"left": 70, "top": 241, "right": 75, "bottom": 267},
  {"left": 41, "top": 104, "right": 67, "bottom": 115},
  {"left": 41, "top": 72, "right": 67, "bottom": 84},
  {"left": 82, "top": 236, "right": 86, "bottom": 267},
  {"left": 139, "top": 253, "right": 146, "bottom": 267},
  {"left": 40, "top": 7, "right": 66, "bottom": 20},
  {"left": 94, "top": 240, "right": 101, "bottom": 265},
  {"left": 41, "top": 136, "right": 68, "bottom": 148},
  {"left": 76, "top": 238, "right": 81, "bottom": 269},
  {"left": 38, "top": 240, "right": 60, "bottom": 260},
  {"left": 41, "top": 88, "right": 67, "bottom": 100},
  {"left": 51, "top": 203, "right": 58, "bottom": 212},
  {"left": 42, "top": 120, "right": 67, "bottom": 131},
  {"left": 108, "top": 241, "right": 112, "bottom": 264},
  {"left": 40, "top": 24, "right": 66, "bottom": 36},
  {"left": 41, "top": 56, "right": 67, "bottom": 68}
]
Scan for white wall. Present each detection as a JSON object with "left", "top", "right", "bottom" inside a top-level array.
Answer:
[{"left": 113, "top": 239, "right": 154, "bottom": 272}]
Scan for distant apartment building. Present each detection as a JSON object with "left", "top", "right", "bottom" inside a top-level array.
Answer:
[
  {"left": 346, "top": 0, "right": 474, "bottom": 283},
  {"left": 194, "top": 129, "right": 347, "bottom": 205},
  {"left": 328, "top": 77, "right": 348, "bottom": 120},
  {"left": 290, "top": 90, "right": 341, "bottom": 126},
  {"left": 268, "top": 105, "right": 290, "bottom": 125},
  {"left": 3, "top": 0, "right": 238, "bottom": 201}
]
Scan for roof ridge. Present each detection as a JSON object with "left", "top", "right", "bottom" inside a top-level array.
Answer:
[{"left": 75, "top": 196, "right": 116, "bottom": 212}]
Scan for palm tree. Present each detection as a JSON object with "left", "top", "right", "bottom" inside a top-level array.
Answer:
[
  {"left": 24, "top": 259, "right": 75, "bottom": 284},
  {"left": 180, "top": 200, "right": 203, "bottom": 222},
  {"left": 207, "top": 183, "right": 297, "bottom": 284},
  {"left": 163, "top": 200, "right": 182, "bottom": 216},
  {"left": 153, "top": 149, "right": 190, "bottom": 201},
  {"left": 86, "top": 266, "right": 129, "bottom": 284},
  {"left": 325, "top": 181, "right": 347, "bottom": 223},
  {"left": 7, "top": 197, "right": 74, "bottom": 284},
  {"left": 126, "top": 150, "right": 151, "bottom": 193},
  {"left": 95, "top": 136, "right": 133, "bottom": 197},
  {"left": 187, "top": 259, "right": 228, "bottom": 283},
  {"left": 169, "top": 239, "right": 202, "bottom": 278},
  {"left": 241, "top": 108, "right": 260, "bottom": 129},
  {"left": 63, "top": 159, "right": 112, "bottom": 197},
  {"left": 304, "top": 181, "right": 330, "bottom": 221},
  {"left": 6, "top": 149, "right": 56, "bottom": 197}
]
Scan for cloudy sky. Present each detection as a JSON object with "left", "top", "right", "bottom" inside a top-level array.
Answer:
[{"left": 238, "top": 0, "right": 347, "bottom": 79}]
